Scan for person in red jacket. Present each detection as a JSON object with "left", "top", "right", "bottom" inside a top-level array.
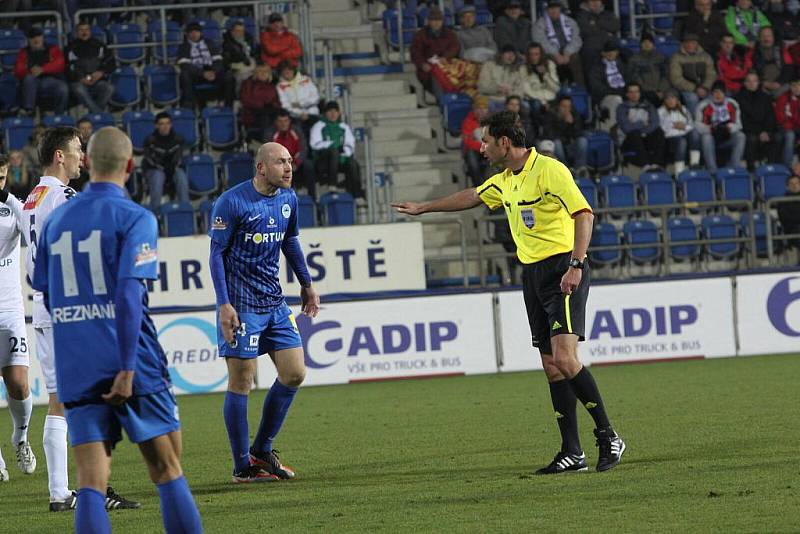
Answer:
[
  {"left": 776, "top": 79, "right": 800, "bottom": 168},
  {"left": 259, "top": 12, "right": 303, "bottom": 70},
  {"left": 461, "top": 95, "right": 490, "bottom": 186},
  {"left": 410, "top": 6, "right": 460, "bottom": 100},
  {"left": 717, "top": 33, "right": 752, "bottom": 93},
  {"left": 263, "top": 108, "right": 317, "bottom": 196},
  {"left": 240, "top": 64, "right": 280, "bottom": 140},
  {"left": 14, "top": 27, "right": 68, "bottom": 115}
]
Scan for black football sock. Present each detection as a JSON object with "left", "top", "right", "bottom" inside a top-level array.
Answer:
[
  {"left": 548, "top": 379, "right": 582, "bottom": 454},
  {"left": 568, "top": 367, "right": 612, "bottom": 431}
]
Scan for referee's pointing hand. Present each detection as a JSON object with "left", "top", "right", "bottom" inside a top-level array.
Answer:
[{"left": 391, "top": 201, "right": 425, "bottom": 216}]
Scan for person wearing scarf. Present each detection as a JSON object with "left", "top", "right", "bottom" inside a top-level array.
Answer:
[
  {"left": 695, "top": 80, "right": 746, "bottom": 172},
  {"left": 410, "top": 6, "right": 460, "bottom": 96},
  {"left": 223, "top": 21, "right": 256, "bottom": 92},
  {"left": 532, "top": 0, "right": 584, "bottom": 85},
  {"left": 177, "top": 22, "right": 235, "bottom": 108},
  {"left": 588, "top": 40, "right": 626, "bottom": 131},
  {"left": 309, "top": 100, "right": 364, "bottom": 201},
  {"left": 725, "top": 0, "right": 772, "bottom": 46}
]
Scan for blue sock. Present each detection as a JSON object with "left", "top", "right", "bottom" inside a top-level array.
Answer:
[
  {"left": 157, "top": 475, "right": 203, "bottom": 534},
  {"left": 75, "top": 487, "right": 111, "bottom": 534},
  {"left": 223, "top": 391, "right": 250, "bottom": 473},
  {"left": 252, "top": 379, "right": 298, "bottom": 454}
]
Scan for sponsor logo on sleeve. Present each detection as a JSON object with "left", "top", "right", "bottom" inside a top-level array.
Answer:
[
  {"left": 23, "top": 185, "right": 49, "bottom": 210},
  {"left": 282, "top": 203, "right": 291, "bottom": 219},
  {"left": 134, "top": 242, "right": 157, "bottom": 267},
  {"left": 211, "top": 216, "right": 227, "bottom": 230}
]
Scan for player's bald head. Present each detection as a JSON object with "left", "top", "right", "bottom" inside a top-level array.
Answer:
[
  {"left": 257, "top": 142, "right": 289, "bottom": 164},
  {"left": 87, "top": 127, "right": 132, "bottom": 177}
]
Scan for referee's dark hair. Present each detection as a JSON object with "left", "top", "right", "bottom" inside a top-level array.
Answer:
[
  {"left": 480, "top": 111, "right": 526, "bottom": 148},
  {"left": 39, "top": 126, "right": 80, "bottom": 167}
]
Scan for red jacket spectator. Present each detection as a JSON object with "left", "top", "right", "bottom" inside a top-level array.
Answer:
[
  {"left": 259, "top": 12, "right": 302, "bottom": 69},
  {"left": 265, "top": 125, "right": 307, "bottom": 166},
  {"left": 410, "top": 24, "right": 460, "bottom": 87},
  {"left": 239, "top": 71, "right": 279, "bottom": 127},
  {"left": 775, "top": 91, "right": 800, "bottom": 131},
  {"left": 717, "top": 47, "right": 752, "bottom": 93},
  {"left": 461, "top": 110, "right": 481, "bottom": 153},
  {"left": 14, "top": 44, "right": 65, "bottom": 79}
]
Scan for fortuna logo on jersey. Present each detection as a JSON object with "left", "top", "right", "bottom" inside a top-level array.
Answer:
[
  {"left": 23, "top": 185, "right": 49, "bottom": 210},
  {"left": 134, "top": 243, "right": 157, "bottom": 267},
  {"left": 244, "top": 231, "right": 285, "bottom": 244}
]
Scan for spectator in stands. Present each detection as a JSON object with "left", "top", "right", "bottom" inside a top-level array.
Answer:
[
  {"left": 616, "top": 82, "right": 666, "bottom": 169},
  {"left": 410, "top": 6, "right": 460, "bottom": 101},
  {"left": 725, "top": 0, "right": 771, "bottom": 46},
  {"left": 682, "top": 0, "right": 727, "bottom": 59},
  {"left": 695, "top": 80, "right": 746, "bottom": 172},
  {"left": 717, "top": 33, "right": 752, "bottom": 94},
  {"left": 259, "top": 12, "right": 302, "bottom": 70},
  {"left": 276, "top": 60, "right": 320, "bottom": 136},
  {"left": 264, "top": 108, "right": 316, "bottom": 196},
  {"left": 461, "top": 95, "right": 490, "bottom": 186},
  {"left": 223, "top": 20, "right": 256, "bottom": 92},
  {"left": 751, "top": 26, "right": 794, "bottom": 97},
  {"left": 777, "top": 174, "right": 800, "bottom": 250},
  {"left": 74, "top": 117, "right": 92, "bottom": 191},
  {"left": 658, "top": 89, "right": 700, "bottom": 174},
  {"left": 177, "top": 22, "right": 235, "bottom": 109},
  {"left": 478, "top": 44, "right": 524, "bottom": 112},
  {"left": 736, "top": 71, "right": 780, "bottom": 169},
  {"left": 505, "top": 94, "right": 537, "bottom": 142},
  {"left": 240, "top": 63, "right": 280, "bottom": 141},
  {"left": 494, "top": 0, "right": 531, "bottom": 56},
  {"left": 669, "top": 33, "right": 716, "bottom": 116},
  {"left": 776, "top": 79, "right": 800, "bottom": 168},
  {"left": 588, "top": 40, "right": 626, "bottom": 131},
  {"left": 66, "top": 21, "right": 114, "bottom": 115},
  {"left": 531, "top": 0, "right": 584, "bottom": 86},
  {"left": 626, "top": 32, "right": 670, "bottom": 107},
  {"left": 763, "top": 0, "right": 800, "bottom": 43},
  {"left": 455, "top": 5, "right": 496, "bottom": 64},
  {"left": 142, "top": 111, "right": 188, "bottom": 214},
  {"left": 21, "top": 124, "right": 44, "bottom": 180},
  {"left": 310, "top": 101, "right": 364, "bottom": 201},
  {"left": 521, "top": 42, "right": 559, "bottom": 116},
  {"left": 537, "top": 139, "right": 556, "bottom": 158},
  {"left": 545, "top": 95, "right": 588, "bottom": 171},
  {"left": 5, "top": 150, "right": 30, "bottom": 199},
  {"left": 576, "top": 0, "right": 620, "bottom": 66},
  {"left": 14, "top": 27, "right": 68, "bottom": 115}
]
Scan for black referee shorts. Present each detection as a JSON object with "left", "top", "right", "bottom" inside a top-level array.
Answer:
[{"left": 521, "top": 252, "right": 590, "bottom": 355}]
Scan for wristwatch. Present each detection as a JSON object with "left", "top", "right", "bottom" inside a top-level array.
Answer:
[{"left": 568, "top": 257, "right": 584, "bottom": 270}]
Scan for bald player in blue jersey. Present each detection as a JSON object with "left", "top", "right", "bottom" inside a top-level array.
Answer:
[
  {"left": 32, "top": 127, "right": 203, "bottom": 533},
  {"left": 209, "top": 141, "right": 320, "bottom": 483}
]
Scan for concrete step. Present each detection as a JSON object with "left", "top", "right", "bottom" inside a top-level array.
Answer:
[
  {"left": 421, "top": 225, "right": 464, "bottom": 248},
  {"left": 351, "top": 106, "right": 437, "bottom": 123},
  {"left": 367, "top": 123, "right": 433, "bottom": 142},
  {"left": 391, "top": 168, "right": 453, "bottom": 186},
  {"left": 350, "top": 94, "right": 418, "bottom": 113},
  {"left": 308, "top": 0, "right": 353, "bottom": 12},
  {"left": 311, "top": 9, "right": 364, "bottom": 28},
  {"left": 393, "top": 182, "right": 461, "bottom": 202},
  {"left": 369, "top": 138, "right": 438, "bottom": 158},
  {"left": 349, "top": 79, "right": 408, "bottom": 97},
  {"left": 313, "top": 36, "right": 376, "bottom": 55},
  {"left": 352, "top": 115, "right": 439, "bottom": 134}
]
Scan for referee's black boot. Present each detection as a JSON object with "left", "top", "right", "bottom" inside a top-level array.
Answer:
[
  {"left": 594, "top": 428, "right": 626, "bottom": 472},
  {"left": 534, "top": 451, "right": 588, "bottom": 475}
]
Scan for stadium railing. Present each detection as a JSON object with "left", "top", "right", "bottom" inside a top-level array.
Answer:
[{"left": 765, "top": 196, "right": 800, "bottom": 262}]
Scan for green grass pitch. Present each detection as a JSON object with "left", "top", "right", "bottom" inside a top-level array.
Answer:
[{"left": 1, "top": 354, "right": 798, "bottom": 533}]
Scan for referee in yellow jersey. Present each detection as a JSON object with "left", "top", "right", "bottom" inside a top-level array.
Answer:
[{"left": 392, "top": 111, "right": 625, "bottom": 474}]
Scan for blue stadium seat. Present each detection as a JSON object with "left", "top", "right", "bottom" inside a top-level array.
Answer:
[
  {"left": 110, "top": 23, "right": 145, "bottom": 63},
  {"left": 575, "top": 177, "right": 598, "bottom": 210},
  {"left": 0, "top": 73, "right": 17, "bottom": 111},
  {"left": 144, "top": 64, "right": 179, "bottom": 107},
  {"left": 558, "top": 85, "right": 591, "bottom": 122},
  {"left": 0, "top": 29, "right": 26, "bottom": 70},
  {"left": 167, "top": 107, "right": 198, "bottom": 149},
  {"left": 755, "top": 163, "right": 791, "bottom": 201},
  {"left": 382, "top": 8, "right": 417, "bottom": 48},
  {"left": 640, "top": 171, "right": 675, "bottom": 208},
  {"left": 441, "top": 92, "right": 472, "bottom": 136},
  {"left": 161, "top": 201, "right": 196, "bottom": 237},
  {"left": 198, "top": 199, "right": 215, "bottom": 232},
  {"left": 194, "top": 19, "right": 222, "bottom": 44},
  {"left": 667, "top": 216, "right": 700, "bottom": 260},
  {"left": 589, "top": 222, "right": 621, "bottom": 265},
  {"left": 716, "top": 166, "right": 753, "bottom": 206},
  {"left": 42, "top": 115, "right": 76, "bottom": 128},
  {"left": 618, "top": 38, "right": 641, "bottom": 55},
  {"left": 648, "top": 0, "right": 676, "bottom": 33},
  {"left": 623, "top": 219, "right": 661, "bottom": 263},
  {"left": 586, "top": 131, "right": 615, "bottom": 172},
  {"left": 81, "top": 112, "right": 116, "bottom": 130},
  {"left": 740, "top": 212, "right": 772, "bottom": 257},
  {"left": 149, "top": 19, "right": 181, "bottom": 61},
  {"left": 320, "top": 191, "right": 355, "bottom": 226},
  {"left": 702, "top": 214, "right": 739, "bottom": 259},
  {"left": 220, "top": 151, "right": 254, "bottom": 188},
  {"left": 417, "top": 5, "right": 454, "bottom": 26},
  {"left": 202, "top": 107, "right": 239, "bottom": 150},
  {"left": 184, "top": 153, "right": 217, "bottom": 196},
  {"left": 677, "top": 169, "right": 715, "bottom": 203},
  {"left": 600, "top": 174, "right": 636, "bottom": 211},
  {"left": 42, "top": 26, "right": 59, "bottom": 47},
  {"left": 3, "top": 117, "right": 34, "bottom": 151},
  {"left": 654, "top": 35, "right": 680, "bottom": 58},
  {"left": 122, "top": 110, "right": 155, "bottom": 153},
  {"left": 298, "top": 194, "right": 316, "bottom": 228},
  {"left": 109, "top": 66, "right": 140, "bottom": 108},
  {"left": 475, "top": 7, "right": 493, "bottom": 25}
]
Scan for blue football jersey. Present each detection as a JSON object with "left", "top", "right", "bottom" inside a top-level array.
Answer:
[
  {"left": 31, "top": 183, "right": 171, "bottom": 404},
  {"left": 208, "top": 180, "right": 299, "bottom": 312}
]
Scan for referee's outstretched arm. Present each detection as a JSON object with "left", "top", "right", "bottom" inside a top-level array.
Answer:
[{"left": 391, "top": 187, "right": 482, "bottom": 216}]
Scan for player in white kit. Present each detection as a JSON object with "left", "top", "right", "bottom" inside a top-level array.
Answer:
[
  {"left": 0, "top": 155, "right": 36, "bottom": 482},
  {"left": 1, "top": 128, "right": 139, "bottom": 511}
]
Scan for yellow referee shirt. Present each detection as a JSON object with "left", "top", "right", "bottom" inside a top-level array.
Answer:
[{"left": 477, "top": 148, "right": 592, "bottom": 265}]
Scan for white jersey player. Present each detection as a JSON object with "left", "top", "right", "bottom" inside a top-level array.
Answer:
[{"left": 0, "top": 157, "right": 36, "bottom": 483}]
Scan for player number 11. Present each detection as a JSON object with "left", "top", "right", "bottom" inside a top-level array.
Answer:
[{"left": 49, "top": 230, "right": 108, "bottom": 297}]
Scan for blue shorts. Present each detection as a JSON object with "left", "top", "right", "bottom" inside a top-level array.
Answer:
[
  {"left": 65, "top": 388, "right": 181, "bottom": 447},
  {"left": 218, "top": 301, "right": 302, "bottom": 359}
]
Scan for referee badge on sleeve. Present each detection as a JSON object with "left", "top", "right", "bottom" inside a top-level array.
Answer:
[{"left": 521, "top": 209, "right": 535, "bottom": 229}]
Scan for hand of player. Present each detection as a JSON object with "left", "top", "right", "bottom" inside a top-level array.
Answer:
[
  {"left": 391, "top": 201, "right": 425, "bottom": 216},
  {"left": 300, "top": 285, "right": 320, "bottom": 318},
  {"left": 219, "top": 303, "right": 240, "bottom": 344},
  {"left": 102, "top": 370, "right": 135, "bottom": 406},
  {"left": 560, "top": 267, "right": 582, "bottom": 295}
]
